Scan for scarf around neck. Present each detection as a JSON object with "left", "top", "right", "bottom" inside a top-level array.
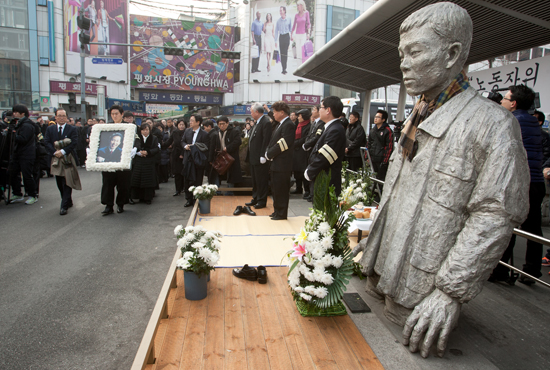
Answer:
[
  {"left": 399, "top": 70, "right": 470, "bottom": 161},
  {"left": 295, "top": 120, "right": 310, "bottom": 139}
]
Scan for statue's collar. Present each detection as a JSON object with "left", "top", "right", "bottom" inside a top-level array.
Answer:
[{"left": 418, "top": 87, "right": 476, "bottom": 138}]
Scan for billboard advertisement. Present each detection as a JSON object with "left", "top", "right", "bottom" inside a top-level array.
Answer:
[
  {"left": 64, "top": 0, "right": 128, "bottom": 79},
  {"left": 249, "top": 0, "right": 315, "bottom": 83},
  {"left": 130, "top": 16, "right": 236, "bottom": 93}
]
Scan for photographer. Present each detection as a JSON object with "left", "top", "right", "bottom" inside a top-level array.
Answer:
[{"left": 9, "top": 104, "right": 38, "bottom": 204}]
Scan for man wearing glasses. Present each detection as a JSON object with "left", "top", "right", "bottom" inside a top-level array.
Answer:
[
  {"left": 304, "top": 96, "right": 346, "bottom": 197},
  {"left": 368, "top": 109, "right": 393, "bottom": 187}
]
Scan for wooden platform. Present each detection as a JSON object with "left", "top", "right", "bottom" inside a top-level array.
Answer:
[
  {"left": 144, "top": 267, "right": 383, "bottom": 370},
  {"left": 201, "top": 195, "right": 275, "bottom": 216}
]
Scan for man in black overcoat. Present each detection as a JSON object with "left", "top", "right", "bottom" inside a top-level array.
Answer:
[
  {"left": 305, "top": 96, "right": 346, "bottom": 197},
  {"left": 245, "top": 103, "right": 272, "bottom": 209},
  {"left": 181, "top": 114, "right": 209, "bottom": 207},
  {"left": 265, "top": 101, "right": 295, "bottom": 220}
]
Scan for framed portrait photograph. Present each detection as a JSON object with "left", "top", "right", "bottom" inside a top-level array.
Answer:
[{"left": 86, "top": 123, "right": 137, "bottom": 172}]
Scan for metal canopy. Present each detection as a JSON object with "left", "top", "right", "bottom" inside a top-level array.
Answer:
[{"left": 295, "top": 0, "right": 550, "bottom": 92}]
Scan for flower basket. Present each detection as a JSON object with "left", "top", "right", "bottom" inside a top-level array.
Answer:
[
  {"left": 295, "top": 297, "right": 347, "bottom": 317},
  {"left": 189, "top": 184, "right": 218, "bottom": 201}
]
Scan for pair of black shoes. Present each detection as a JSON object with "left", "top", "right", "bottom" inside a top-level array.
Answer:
[
  {"left": 232, "top": 264, "right": 267, "bottom": 284},
  {"left": 234, "top": 205, "right": 256, "bottom": 216},
  {"left": 245, "top": 200, "right": 266, "bottom": 209}
]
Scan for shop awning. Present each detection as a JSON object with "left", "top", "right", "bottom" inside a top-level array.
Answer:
[{"left": 294, "top": 0, "right": 550, "bottom": 91}]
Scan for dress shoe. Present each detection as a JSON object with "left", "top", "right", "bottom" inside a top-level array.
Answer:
[
  {"left": 145, "top": 200, "right": 151, "bottom": 205},
  {"left": 233, "top": 205, "right": 243, "bottom": 215},
  {"left": 232, "top": 264, "right": 258, "bottom": 281},
  {"left": 271, "top": 215, "right": 287, "bottom": 220},
  {"left": 173, "top": 191, "right": 181, "bottom": 196},
  {"left": 290, "top": 189, "right": 302, "bottom": 194},
  {"left": 117, "top": 205, "right": 124, "bottom": 213},
  {"left": 184, "top": 200, "right": 194, "bottom": 207},
  {"left": 128, "top": 198, "right": 135, "bottom": 204},
  {"left": 254, "top": 203, "right": 266, "bottom": 209},
  {"left": 519, "top": 275, "right": 536, "bottom": 286},
  {"left": 60, "top": 208, "right": 67, "bottom": 216},
  {"left": 243, "top": 206, "right": 256, "bottom": 216},
  {"left": 257, "top": 266, "right": 267, "bottom": 284},
  {"left": 269, "top": 212, "right": 276, "bottom": 217},
  {"left": 102, "top": 205, "right": 114, "bottom": 215},
  {"left": 245, "top": 199, "right": 257, "bottom": 206},
  {"left": 302, "top": 192, "right": 311, "bottom": 199}
]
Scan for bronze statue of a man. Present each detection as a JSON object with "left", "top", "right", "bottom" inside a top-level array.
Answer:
[{"left": 355, "top": 2, "right": 529, "bottom": 358}]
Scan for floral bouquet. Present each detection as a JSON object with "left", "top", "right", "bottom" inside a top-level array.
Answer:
[
  {"left": 341, "top": 163, "right": 374, "bottom": 206},
  {"left": 188, "top": 184, "right": 218, "bottom": 200},
  {"left": 285, "top": 171, "right": 355, "bottom": 315},
  {"left": 174, "top": 225, "right": 222, "bottom": 277}
]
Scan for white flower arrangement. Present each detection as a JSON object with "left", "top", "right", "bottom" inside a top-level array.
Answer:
[
  {"left": 86, "top": 123, "right": 137, "bottom": 172},
  {"left": 174, "top": 224, "right": 222, "bottom": 277},
  {"left": 340, "top": 165, "right": 373, "bottom": 206},
  {"left": 285, "top": 171, "right": 355, "bottom": 310},
  {"left": 189, "top": 184, "right": 218, "bottom": 200}
]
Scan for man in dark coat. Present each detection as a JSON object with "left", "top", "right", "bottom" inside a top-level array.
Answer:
[
  {"left": 44, "top": 109, "right": 79, "bottom": 215},
  {"left": 209, "top": 116, "right": 243, "bottom": 187},
  {"left": 305, "top": 96, "right": 346, "bottom": 197},
  {"left": 292, "top": 109, "right": 311, "bottom": 197},
  {"left": 9, "top": 104, "right": 38, "bottom": 204},
  {"left": 367, "top": 109, "right": 394, "bottom": 184},
  {"left": 246, "top": 103, "right": 272, "bottom": 209},
  {"left": 491, "top": 85, "right": 544, "bottom": 284},
  {"left": 302, "top": 105, "right": 325, "bottom": 201},
  {"left": 162, "top": 120, "right": 186, "bottom": 196},
  {"left": 265, "top": 101, "right": 295, "bottom": 220},
  {"left": 345, "top": 111, "right": 367, "bottom": 171},
  {"left": 181, "top": 114, "right": 209, "bottom": 207},
  {"left": 203, "top": 120, "right": 218, "bottom": 185}
]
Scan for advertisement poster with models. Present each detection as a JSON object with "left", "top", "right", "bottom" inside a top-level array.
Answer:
[
  {"left": 249, "top": 0, "right": 315, "bottom": 83},
  {"left": 64, "top": 0, "right": 128, "bottom": 79},
  {"left": 130, "top": 16, "right": 236, "bottom": 93}
]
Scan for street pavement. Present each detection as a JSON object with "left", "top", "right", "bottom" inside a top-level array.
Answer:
[{"left": 0, "top": 170, "right": 192, "bottom": 369}]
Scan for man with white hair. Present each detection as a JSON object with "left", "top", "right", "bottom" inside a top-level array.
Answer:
[{"left": 355, "top": 2, "right": 529, "bottom": 358}]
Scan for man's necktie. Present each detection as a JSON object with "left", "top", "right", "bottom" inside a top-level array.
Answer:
[{"left": 58, "top": 126, "right": 63, "bottom": 139}]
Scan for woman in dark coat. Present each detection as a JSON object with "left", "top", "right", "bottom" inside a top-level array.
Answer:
[
  {"left": 158, "top": 129, "right": 170, "bottom": 183},
  {"left": 131, "top": 123, "right": 159, "bottom": 204},
  {"left": 208, "top": 116, "right": 243, "bottom": 187},
  {"left": 292, "top": 109, "right": 312, "bottom": 197},
  {"left": 162, "top": 120, "right": 186, "bottom": 196}
]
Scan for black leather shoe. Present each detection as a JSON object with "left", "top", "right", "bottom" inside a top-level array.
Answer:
[
  {"left": 519, "top": 275, "right": 536, "bottom": 286},
  {"left": 145, "top": 200, "right": 151, "bottom": 205},
  {"left": 269, "top": 212, "right": 276, "bottom": 217},
  {"left": 302, "top": 192, "right": 311, "bottom": 199},
  {"left": 117, "top": 205, "right": 124, "bottom": 213},
  {"left": 128, "top": 198, "right": 135, "bottom": 205},
  {"left": 243, "top": 206, "right": 256, "bottom": 216},
  {"left": 232, "top": 264, "right": 258, "bottom": 281},
  {"left": 102, "top": 206, "right": 114, "bottom": 215},
  {"left": 233, "top": 205, "right": 243, "bottom": 215},
  {"left": 254, "top": 203, "right": 266, "bottom": 209},
  {"left": 184, "top": 200, "right": 194, "bottom": 207},
  {"left": 60, "top": 208, "right": 67, "bottom": 215},
  {"left": 245, "top": 199, "right": 257, "bottom": 206},
  {"left": 271, "top": 215, "right": 287, "bottom": 220},
  {"left": 290, "top": 189, "right": 302, "bottom": 194},
  {"left": 173, "top": 192, "right": 181, "bottom": 196},
  {"left": 257, "top": 266, "right": 267, "bottom": 284}
]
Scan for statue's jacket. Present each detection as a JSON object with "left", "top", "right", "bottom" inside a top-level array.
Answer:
[{"left": 361, "top": 86, "right": 530, "bottom": 309}]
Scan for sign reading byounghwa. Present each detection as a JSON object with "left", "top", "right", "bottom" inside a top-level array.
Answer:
[{"left": 130, "top": 16, "right": 236, "bottom": 93}]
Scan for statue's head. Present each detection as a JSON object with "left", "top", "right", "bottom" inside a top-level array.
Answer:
[{"left": 399, "top": 2, "right": 472, "bottom": 99}]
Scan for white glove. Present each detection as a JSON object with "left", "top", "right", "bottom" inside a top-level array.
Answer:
[
  {"left": 260, "top": 157, "right": 266, "bottom": 164},
  {"left": 130, "top": 147, "right": 137, "bottom": 158},
  {"left": 304, "top": 169, "right": 310, "bottom": 181},
  {"left": 158, "top": 143, "right": 161, "bottom": 149},
  {"left": 86, "top": 148, "right": 90, "bottom": 155}
]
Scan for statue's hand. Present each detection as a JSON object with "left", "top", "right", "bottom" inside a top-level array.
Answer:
[{"left": 402, "top": 288, "right": 460, "bottom": 358}]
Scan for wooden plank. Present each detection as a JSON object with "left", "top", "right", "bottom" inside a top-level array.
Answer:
[
  {"left": 274, "top": 268, "right": 338, "bottom": 370},
  {"left": 203, "top": 270, "right": 225, "bottom": 370},
  {"left": 154, "top": 272, "right": 192, "bottom": 370},
  {"left": 332, "top": 315, "right": 385, "bottom": 370},
  {"left": 316, "top": 317, "right": 365, "bottom": 370},
  {"left": 149, "top": 319, "right": 169, "bottom": 370},
  {"left": 269, "top": 267, "right": 316, "bottom": 370},
  {"left": 179, "top": 282, "right": 209, "bottom": 370},
  {"left": 224, "top": 268, "right": 247, "bottom": 369},
  {"left": 255, "top": 276, "right": 293, "bottom": 370},
  {"left": 240, "top": 273, "right": 270, "bottom": 370}
]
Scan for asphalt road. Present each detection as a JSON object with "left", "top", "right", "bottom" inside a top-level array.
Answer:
[{"left": 0, "top": 170, "right": 191, "bottom": 369}]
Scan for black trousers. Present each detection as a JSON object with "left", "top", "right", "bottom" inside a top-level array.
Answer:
[
  {"left": 252, "top": 34, "right": 262, "bottom": 72},
  {"left": 10, "top": 156, "right": 37, "bottom": 197},
  {"left": 293, "top": 171, "right": 309, "bottom": 194},
  {"left": 279, "top": 33, "right": 290, "bottom": 72},
  {"left": 493, "top": 182, "right": 545, "bottom": 278},
  {"left": 174, "top": 173, "right": 184, "bottom": 193},
  {"left": 56, "top": 175, "right": 73, "bottom": 209},
  {"left": 346, "top": 156, "right": 363, "bottom": 172},
  {"left": 271, "top": 170, "right": 291, "bottom": 218},
  {"left": 101, "top": 171, "right": 131, "bottom": 206},
  {"left": 251, "top": 163, "right": 270, "bottom": 206},
  {"left": 184, "top": 166, "right": 205, "bottom": 201}
]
